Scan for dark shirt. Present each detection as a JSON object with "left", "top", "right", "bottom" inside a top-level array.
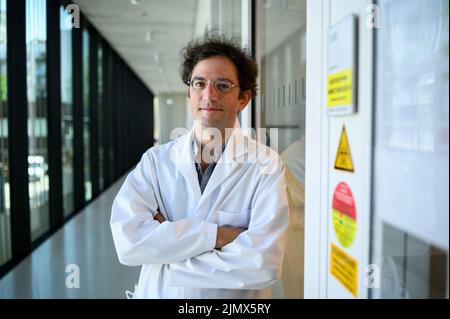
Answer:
[
  {"left": 192, "top": 140, "right": 226, "bottom": 194},
  {"left": 194, "top": 161, "right": 218, "bottom": 194}
]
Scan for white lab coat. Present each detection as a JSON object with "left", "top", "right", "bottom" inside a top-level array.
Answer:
[{"left": 110, "top": 125, "right": 289, "bottom": 299}]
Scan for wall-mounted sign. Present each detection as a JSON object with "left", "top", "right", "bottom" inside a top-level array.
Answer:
[
  {"left": 335, "top": 125, "right": 354, "bottom": 172},
  {"left": 332, "top": 182, "right": 357, "bottom": 248},
  {"left": 327, "top": 15, "right": 357, "bottom": 116},
  {"left": 330, "top": 242, "right": 358, "bottom": 298}
]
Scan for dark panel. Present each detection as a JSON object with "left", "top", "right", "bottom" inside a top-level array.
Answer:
[
  {"left": 113, "top": 54, "right": 120, "bottom": 179},
  {"left": 6, "top": 0, "right": 31, "bottom": 262},
  {"left": 72, "top": 17, "right": 84, "bottom": 211},
  {"left": 89, "top": 28, "right": 99, "bottom": 197},
  {"left": 117, "top": 60, "right": 124, "bottom": 176},
  {"left": 108, "top": 49, "right": 115, "bottom": 182},
  {"left": 102, "top": 42, "right": 111, "bottom": 187},
  {"left": 47, "top": 0, "right": 63, "bottom": 230}
]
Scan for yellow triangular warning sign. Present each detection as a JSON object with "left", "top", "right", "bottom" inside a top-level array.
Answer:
[{"left": 334, "top": 126, "right": 354, "bottom": 172}]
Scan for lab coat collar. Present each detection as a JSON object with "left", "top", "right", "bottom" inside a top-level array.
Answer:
[
  {"left": 220, "top": 120, "right": 248, "bottom": 163},
  {"left": 172, "top": 119, "right": 250, "bottom": 205},
  {"left": 172, "top": 130, "right": 202, "bottom": 202}
]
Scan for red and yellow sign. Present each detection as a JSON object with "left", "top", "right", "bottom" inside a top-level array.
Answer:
[
  {"left": 330, "top": 242, "right": 358, "bottom": 297},
  {"left": 332, "top": 182, "right": 357, "bottom": 248}
]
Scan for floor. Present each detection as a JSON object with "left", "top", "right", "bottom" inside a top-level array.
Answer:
[{"left": 0, "top": 175, "right": 140, "bottom": 298}]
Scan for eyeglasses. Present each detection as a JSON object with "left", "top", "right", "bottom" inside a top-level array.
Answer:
[{"left": 185, "top": 78, "right": 239, "bottom": 94}]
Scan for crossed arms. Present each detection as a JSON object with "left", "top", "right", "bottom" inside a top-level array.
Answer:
[{"left": 154, "top": 211, "right": 245, "bottom": 249}]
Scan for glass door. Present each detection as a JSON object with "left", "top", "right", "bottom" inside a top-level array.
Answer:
[{"left": 372, "top": 0, "right": 449, "bottom": 298}]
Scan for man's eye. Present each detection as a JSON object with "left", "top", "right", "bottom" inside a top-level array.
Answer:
[
  {"left": 216, "top": 82, "right": 231, "bottom": 90},
  {"left": 193, "top": 81, "right": 206, "bottom": 89}
]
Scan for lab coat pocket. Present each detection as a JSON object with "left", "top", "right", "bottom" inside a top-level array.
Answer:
[{"left": 215, "top": 209, "right": 250, "bottom": 228}]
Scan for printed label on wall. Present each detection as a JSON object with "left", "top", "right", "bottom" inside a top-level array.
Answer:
[
  {"left": 332, "top": 182, "right": 357, "bottom": 247},
  {"left": 328, "top": 69, "right": 353, "bottom": 108},
  {"left": 330, "top": 242, "right": 358, "bottom": 298}
]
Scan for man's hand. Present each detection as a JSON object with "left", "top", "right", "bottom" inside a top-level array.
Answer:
[
  {"left": 154, "top": 212, "right": 166, "bottom": 223},
  {"left": 215, "top": 226, "right": 246, "bottom": 249}
]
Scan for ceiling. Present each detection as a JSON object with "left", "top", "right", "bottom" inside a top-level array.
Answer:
[
  {"left": 73, "top": 0, "right": 197, "bottom": 95},
  {"left": 72, "top": 0, "right": 307, "bottom": 96}
]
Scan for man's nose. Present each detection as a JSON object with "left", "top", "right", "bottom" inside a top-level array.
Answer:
[{"left": 202, "top": 82, "right": 219, "bottom": 101}]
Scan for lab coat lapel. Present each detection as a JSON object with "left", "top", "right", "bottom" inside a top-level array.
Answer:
[
  {"left": 199, "top": 127, "right": 248, "bottom": 202},
  {"left": 173, "top": 131, "right": 202, "bottom": 203}
]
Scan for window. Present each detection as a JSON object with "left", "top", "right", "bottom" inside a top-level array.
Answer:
[
  {"left": 0, "top": 0, "right": 11, "bottom": 267},
  {"left": 26, "top": 0, "right": 49, "bottom": 241},
  {"left": 60, "top": 5, "right": 74, "bottom": 217},
  {"left": 372, "top": 0, "right": 448, "bottom": 298},
  {"left": 98, "top": 40, "right": 104, "bottom": 191},
  {"left": 83, "top": 28, "right": 91, "bottom": 201}
]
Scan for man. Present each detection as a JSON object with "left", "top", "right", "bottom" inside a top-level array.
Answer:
[{"left": 110, "top": 34, "right": 289, "bottom": 298}]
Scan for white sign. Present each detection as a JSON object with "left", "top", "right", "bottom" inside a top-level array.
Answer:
[{"left": 327, "top": 15, "right": 357, "bottom": 116}]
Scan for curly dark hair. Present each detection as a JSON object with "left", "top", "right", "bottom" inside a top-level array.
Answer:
[{"left": 179, "top": 33, "right": 258, "bottom": 98}]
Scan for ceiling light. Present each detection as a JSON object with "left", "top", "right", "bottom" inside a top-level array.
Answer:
[{"left": 130, "top": 0, "right": 140, "bottom": 5}]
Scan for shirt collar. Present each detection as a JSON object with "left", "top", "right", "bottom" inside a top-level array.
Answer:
[{"left": 191, "top": 135, "right": 226, "bottom": 164}]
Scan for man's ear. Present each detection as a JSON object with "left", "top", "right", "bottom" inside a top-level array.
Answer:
[
  {"left": 239, "top": 90, "right": 252, "bottom": 112},
  {"left": 187, "top": 88, "right": 190, "bottom": 98}
]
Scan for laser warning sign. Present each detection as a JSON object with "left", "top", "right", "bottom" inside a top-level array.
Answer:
[{"left": 334, "top": 126, "right": 354, "bottom": 172}]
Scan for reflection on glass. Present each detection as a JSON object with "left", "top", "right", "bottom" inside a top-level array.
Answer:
[
  {"left": 372, "top": 0, "right": 449, "bottom": 299},
  {"left": 257, "top": 0, "right": 307, "bottom": 298},
  {"left": 0, "top": 0, "right": 11, "bottom": 266},
  {"left": 98, "top": 42, "right": 104, "bottom": 191},
  {"left": 374, "top": 223, "right": 448, "bottom": 299},
  {"left": 210, "top": 0, "right": 241, "bottom": 38},
  {"left": 83, "top": 28, "right": 91, "bottom": 201},
  {"left": 26, "top": 0, "right": 49, "bottom": 241},
  {"left": 61, "top": 5, "right": 73, "bottom": 217}
]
